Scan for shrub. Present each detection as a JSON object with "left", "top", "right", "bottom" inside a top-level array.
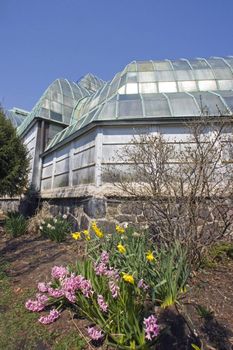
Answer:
[
  {"left": 27, "top": 202, "right": 52, "bottom": 235},
  {"left": 109, "top": 116, "right": 233, "bottom": 269},
  {"left": 0, "top": 108, "right": 29, "bottom": 197},
  {"left": 39, "top": 215, "right": 71, "bottom": 243},
  {"left": 5, "top": 212, "right": 28, "bottom": 237}
]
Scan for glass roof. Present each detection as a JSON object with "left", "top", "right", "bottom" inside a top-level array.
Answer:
[
  {"left": 78, "top": 73, "right": 105, "bottom": 92},
  {"left": 17, "top": 78, "right": 92, "bottom": 135},
  {"left": 5, "top": 108, "right": 28, "bottom": 128},
  {"left": 15, "top": 56, "right": 233, "bottom": 151}
]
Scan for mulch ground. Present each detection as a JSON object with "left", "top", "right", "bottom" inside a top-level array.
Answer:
[{"left": 0, "top": 228, "right": 233, "bottom": 350}]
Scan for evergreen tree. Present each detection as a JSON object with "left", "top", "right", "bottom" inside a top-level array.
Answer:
[{"left": 0, "top": 108, "right": 29, "bottom": 197}]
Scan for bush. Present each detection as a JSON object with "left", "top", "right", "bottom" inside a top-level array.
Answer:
[
  {"left": 0, "top": 108, "right": 29, "bottom": 197},
  {"left": 5, "top": 212, "right": 28, "bottom": 237},
  {"left": 39, "top": 216, "right": 71, "bottom": 243},
  {"left": 27, "top": 202, "right": 52, "bottom": 235}
]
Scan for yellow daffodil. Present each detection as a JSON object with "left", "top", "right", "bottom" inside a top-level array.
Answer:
[
  {"left": 82, "top": 229, "right": 91, "bottom": 240},
  {"left": 117, "top": 243, "right": 126, "bottom": 254},
  {"left": 146, "top": 250, "right": 155, "bottom": 262},
  {"left": 91, "top": 222, "right": 104, "bottom": 238},
  {"left": 72, "top": 232, "right": 81, "bottom": 240},
  {"left": 122, "top": 273, "right": 134, "bottom": 284},
  {"left": 116, "top": 224, "right": 125, "bottom": 234}
]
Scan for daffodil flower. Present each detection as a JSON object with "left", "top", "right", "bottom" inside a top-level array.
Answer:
[
  {"left": 146, "top": 250, "right": 155, "bottom": 262},
  {"left": 72, "top": 232, "right": 81, "bottom": 240},
  {"left": 117, "top": 243, "right": 126, "bottom": 254},
  {"left": 122, "top": 273, "right": 134, "bottom": 284}
]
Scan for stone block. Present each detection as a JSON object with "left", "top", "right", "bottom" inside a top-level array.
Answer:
[
  {"left": 84, "top": 197, "right": 106, "bottom": 218},
  {"left": 115, "top": 214, "right": 136, "bottom": 223},
  {"left": 120, "top": 201, "right": 143, "bottom": 216}
]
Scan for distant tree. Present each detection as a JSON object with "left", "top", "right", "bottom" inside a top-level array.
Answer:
[{"left": 0, "top": 108, "right": 29, "bottom": 197}]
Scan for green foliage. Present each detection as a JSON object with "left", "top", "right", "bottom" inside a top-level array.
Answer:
[
  {"left": 40, "top": 216, "right": 72, "bottom": 242},
  {"left": 72, "top": 259, "right": 151, "bottom": 349},
  {"left": 87, "top": 224, "right": 190, "bottom": 308},
  {"left": 201, "top": 242, "right": 233, "bottom": 268},
  {"left": 0, "top": 108, "right": 29, "bottom": 197},
  {"left": 196, "top": 304, "right": 214, "bottom": 319},
  {"left": 149, "top": 241, "right": 190, "bottom": 308},
  {"left": 4, "top": 212, "right": 28, "bottom": 237}
]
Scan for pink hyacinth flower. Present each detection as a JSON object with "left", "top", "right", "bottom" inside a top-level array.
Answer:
[
  {"left": 87, "top": 326, "right": 104, "bottom": 340},
  {"left": 143, "top": 315, "right": 159, "bottom": 340},
  {"left": 38, "top": 309, "right": 60, "bottom": 324}
]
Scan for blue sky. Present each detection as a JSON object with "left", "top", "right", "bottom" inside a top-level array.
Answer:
[{"left": 0, "top": 0, "right": 232, "bottom": 111}]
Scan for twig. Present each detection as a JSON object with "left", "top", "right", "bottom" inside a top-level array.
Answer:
[{"left": 69, "top": 310, "right": 96, "bottom": 350}]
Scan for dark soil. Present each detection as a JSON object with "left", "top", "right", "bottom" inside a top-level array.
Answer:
[{"left": 0, "top": 228, "right": 233, "bottom": 350}]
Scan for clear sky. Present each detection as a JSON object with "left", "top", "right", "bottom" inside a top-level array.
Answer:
[{"left": 0, "top": 0, "right": 232, "bottom": 111}]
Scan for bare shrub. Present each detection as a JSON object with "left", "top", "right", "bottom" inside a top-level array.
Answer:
[
  {"left": 27, "top": 202, "right": 52, "bottom": 235},
  {"left": 110, "top": 116, "right": 233, "bottom": 267}
]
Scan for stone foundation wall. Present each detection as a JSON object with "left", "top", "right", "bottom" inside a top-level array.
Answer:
[{"left": 40, "top": 196, "right": 147, "bottom": 233}]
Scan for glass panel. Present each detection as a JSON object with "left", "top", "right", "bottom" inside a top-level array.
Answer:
[
  {"left": 198, "top": 80, "right": 217, "bottom": 91},
  {"left": 155, "top": 70, "right": 175, "bottom": 81},
  {"left": 188, "top": 59, "right": 209, "bottom": 69},
  {"left": 40, "top": 107, "right": 50, "bottom": 118},
  {"left": 51, "top": 101, "right": 62, "bottom": 113},
  {"left": 139, "top": 83, "right": 157, "bottom": 93},
  {"left": 224, "top": 57, "right": 233, "bottom": 69},
  {"left": 59, "top": 80, "right": 71, "bottom": 96},
  {"left": 207, "top": 58, "right": 227, "bottom": 68},
  {"left": 158, "top": 82, "right": 177, "bottom": 93},
  {"left": 138, "top": 72, "right": 155, "bottom": 82},
  {"left": 153, "top": 61, "right": 172, "bottom": 70},
  {"left": 54, "top": 173, "right": 69, "bottom": 188},
  {"left": 79, "top": 110, "right": 96, "bottom": 127},
  {"left": 118, "top": 97, "right": 143, "bottom": 117},
  {"left": 171, "top": 60, "right": 191, "bottom": 70},
  {"left": 42, "top": 99, "right": 50, "bottom": 109},
  {"left": 191, "top": 92, "right": 227, "bottom": 115},
  {"left": 55, "top": 158, "right": 69, "bottom": 175},
  {"left": 63, "top": 95, "right": 74, "bottom": 106},
  {"left": 218, "top": 91, "right": 233, "bottom": 112},
  {"left": 178, "top": 81, "right": 197, "bottom": 92},
  {"left": 87, "top": 96, "right": 97, "bottom": 111},
  {"left": 218, "top": 80, "right": 233, "bottom": 90},
  {"left": 108, "top": 74, "right": 120, "bottom": 97},
  {"left": 41, "top": 178, "right": 52, "bottom": 191},
  {"left": 127, "top": 72, "right": 137, "bottom": 83},
  {"left": 73, "top": 167, "right": 95, "bottom": 185},
  {"left": 213, "top": 68, "right": 233, "bottom": 79},
  {"left": 193, "top": 69, "right": 215, "bottom": 80},
  {"left": 98, "top": 83, "right": 110, "bottom": 104},
  {"left": 98, "top": 101, "right": 116, "bottom": 119},
  {"left": 143, "top": 94, "right": 171, "bottom": 117},
  {"left": 50, "top": 111, "right": 63, "bottom": 122},
  {"left": 63, "top": 105, "right": 73, "bottom": 119},
  {"left": 127, "top": 62, "right": 137, "bottom": 72},
  {"left": 118, "top": 85, "right": 126, "bottom": 94},
  {"left": 137, "top": 61, "right": 154, "bottom": 71},
  {"left": 126, "top": 83, "right": 138, "bottom": 94},
  {"left": 168, "top": 93, "right": 200, "bottom": 117},
  {"left": 175, "top": 70, "right": 195, "bottom": 80},
  {"left": 119, "top": 74, "right": 127, "bottom": 87}
]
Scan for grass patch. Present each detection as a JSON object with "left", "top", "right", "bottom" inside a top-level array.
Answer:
[{"left": 0, "top": 261, "right": 86, "bottom": 350}]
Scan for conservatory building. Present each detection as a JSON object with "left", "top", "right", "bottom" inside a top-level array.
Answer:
[{"left": 3, "top": 56, "right": 233, "bottom": 223}]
